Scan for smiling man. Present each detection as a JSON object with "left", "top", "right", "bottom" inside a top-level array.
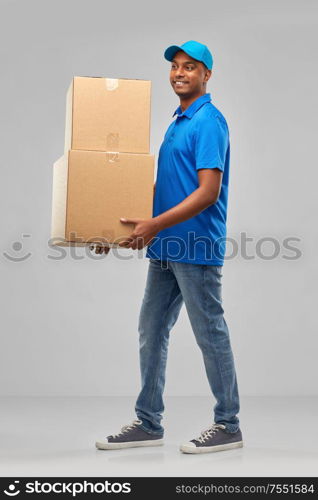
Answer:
[{"left": 95, "top": 40, "right": 243, "bottom": 454}]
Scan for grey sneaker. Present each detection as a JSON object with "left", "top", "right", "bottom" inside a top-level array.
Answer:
[
  {"left": 95, "top": 419, "right": 164, "bottom": 450},
  {"left": 180, "top": 423, "right": 243, "bottom": 454}
]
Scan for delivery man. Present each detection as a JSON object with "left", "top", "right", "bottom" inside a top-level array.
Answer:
[{"left": 93, "top": 40, "right": 243, "bottom": 454}]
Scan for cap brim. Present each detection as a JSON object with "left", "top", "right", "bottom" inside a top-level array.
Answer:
[
  {"left": 164, "top": 45, "right": 183, "bottom": 62},
  {"left": 164, "top": 44, "right": 210, "bottom": 69}
]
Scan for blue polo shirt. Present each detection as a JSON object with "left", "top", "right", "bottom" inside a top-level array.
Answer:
[{"left": 146, "top": 92, "right": 230, "bottom": 266}]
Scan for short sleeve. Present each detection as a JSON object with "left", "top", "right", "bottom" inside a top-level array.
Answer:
[{"left": 194, "top": 114, "right": 229, "bottom": 172}]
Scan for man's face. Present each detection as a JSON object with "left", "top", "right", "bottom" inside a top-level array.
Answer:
[{"left": 169, "top": 50, "right": 211, "bottom": 98}]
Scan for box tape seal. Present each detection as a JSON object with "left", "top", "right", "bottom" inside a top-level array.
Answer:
[
  {"left": 106, "top": 151, "right": 120, "bottom": 163},
  {"left": 105, "top": 78, "right": 118, "bottom": 91}
]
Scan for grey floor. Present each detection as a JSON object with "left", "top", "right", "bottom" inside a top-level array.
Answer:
[{"left": 1, "top": 396, "right": 317, "bottom": 477}]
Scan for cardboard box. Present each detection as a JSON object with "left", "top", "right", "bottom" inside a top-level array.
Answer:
[
  {"left": 64, "top": 76, "right": 151, "bottom": 154},
  {"left": 50, "top": 150, "right": 154, "bottom": 246}
]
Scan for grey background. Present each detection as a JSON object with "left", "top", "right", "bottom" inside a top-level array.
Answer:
[{"left": 1, "top": 0, "right": 317, "bottom": 397}]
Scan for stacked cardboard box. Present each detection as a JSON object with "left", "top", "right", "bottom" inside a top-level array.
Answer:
[{"left": 50, "top": 76, "right": 154, "bottom": 247}]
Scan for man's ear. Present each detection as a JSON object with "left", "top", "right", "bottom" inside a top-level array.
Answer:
[{"left": 205, "top": 69, "right": 212, "bottom": 82}]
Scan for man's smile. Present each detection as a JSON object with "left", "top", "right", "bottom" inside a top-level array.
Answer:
[{"left": 174, "top": 81, "right": 189, "bottom": 86}]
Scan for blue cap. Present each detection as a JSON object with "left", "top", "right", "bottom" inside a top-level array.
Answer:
[{"left": 164, "top": 40, "right": 213, "bottom": 70}]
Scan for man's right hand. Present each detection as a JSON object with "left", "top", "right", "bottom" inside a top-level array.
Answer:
[{"left": 89, "top": 244, "right": 111, "bottom": 255}]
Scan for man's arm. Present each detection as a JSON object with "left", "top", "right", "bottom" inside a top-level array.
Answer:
[
  {"left": 119, "top": 112, "right": 228, "bottom": 250},
  {"left": 119, "top": 168, "right": 222, "bottom": 249},
  {"left": 153, "top": 168, "right": 222, "bottom": 232}
]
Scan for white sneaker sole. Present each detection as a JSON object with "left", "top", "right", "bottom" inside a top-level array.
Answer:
[
  {"left": 180, "top": 440, "right": 243, "bottom": 454},
  {"left": 95, "top": 439, "right": 164, "bottom": 450}
]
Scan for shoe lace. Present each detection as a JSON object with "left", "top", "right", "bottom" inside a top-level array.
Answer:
[
  {"left": 111, "top": 419, "right": 142, "bottom": 438},
  {"left": 196, "top": 423, "right": 226, "bottom": 443}
]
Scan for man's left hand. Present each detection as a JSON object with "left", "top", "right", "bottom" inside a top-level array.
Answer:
[{"left": 119, "top": 217, "right": 160, "bottom": 249}]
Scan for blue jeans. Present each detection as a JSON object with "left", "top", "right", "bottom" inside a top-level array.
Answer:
[{"left": 134, "top": 259, "right": 241, "bottom": 436}]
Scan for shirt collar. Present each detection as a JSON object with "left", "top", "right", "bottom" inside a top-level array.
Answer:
[{"left": 172, "top": 93, "right": 212, "bottom": 119}]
